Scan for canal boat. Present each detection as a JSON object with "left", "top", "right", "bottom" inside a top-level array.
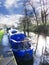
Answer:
[
  {"left": 10, "top": 33, "right": 33, "bottom": 65},
  {"left": 8, "top": 29, "right": 18, "bottom": 36}
]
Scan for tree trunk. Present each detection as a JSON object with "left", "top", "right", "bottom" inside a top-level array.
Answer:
[{"left": 34, "top": 34, "right": 39, "bottom": 55}]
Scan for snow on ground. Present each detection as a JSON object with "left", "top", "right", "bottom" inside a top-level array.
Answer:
[
  {"left": 29, "top": 32, "right": 49, "bottom": 65},
  {"left": 36, "top": 35, "right": 45, "bottom": 56}
]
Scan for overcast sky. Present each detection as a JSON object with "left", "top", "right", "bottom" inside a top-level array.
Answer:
[
  {"left": 0, "top": 0, "right": 49, "bottom": 25},
  {"left": 0, "top": 0, "right": 27, "bottom": 25}
]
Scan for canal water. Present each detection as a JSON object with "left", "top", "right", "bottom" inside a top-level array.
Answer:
[
  {"left": 0, "top": 34, "right": 13, "bottom": 58},
  {"left": 0, "top": 34, "right": 16, "bottom": 65},
  {"left": 1, "top": 33, "right": 49, "bottom": 65},
  {"left": 2, "top": 34, "right": 11, "bottom": 52}
]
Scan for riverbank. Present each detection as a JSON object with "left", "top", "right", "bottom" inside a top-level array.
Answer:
[{"left": 0, "top": 30, "right": 4, "bottom": 43}]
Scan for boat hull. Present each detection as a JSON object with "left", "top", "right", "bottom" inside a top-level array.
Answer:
[{"left": 12, "top": 48, "right": 33, "bottom": 65}]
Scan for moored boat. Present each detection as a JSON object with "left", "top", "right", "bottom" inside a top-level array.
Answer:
[{"left": 10, "top": 33, "right": 33, "bottom": 65}]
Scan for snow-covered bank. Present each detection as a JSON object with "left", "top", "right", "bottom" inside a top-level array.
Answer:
[
  {"left": 29, "top": 32, "right": 49, "bottom": 65},
  {"left": 29, "top": 32, "right": 49, "bottom": 55}
]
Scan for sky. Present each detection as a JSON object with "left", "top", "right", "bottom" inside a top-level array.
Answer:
[
  {"left": 0, "top": 0, "right": 24, "bottom": 25},
  {"left": 0, "top": 0, "right": 25, "bottom": 15},
  {"left": 0, "top": 0, "right": 49, "bottom": 25}
]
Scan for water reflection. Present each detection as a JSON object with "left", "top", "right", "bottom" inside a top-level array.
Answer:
[
  {"left": 2, "top": 34, "right": 11, "bottom": 52},
  {"left": 2, "top": 34, "right": 9, "bottom": 46}
]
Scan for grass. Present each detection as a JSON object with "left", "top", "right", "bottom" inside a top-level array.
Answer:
[{"left": 0, "top": 30, "right": 4, "bottom": 43}]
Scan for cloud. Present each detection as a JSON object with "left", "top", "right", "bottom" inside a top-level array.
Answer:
[
  {"left": 4, "top": 0, "right": 16, "bottom": 8},
  {"left": 3, "top": 0, "right": 24, "bottom": 15},
  {"left": 4, "top": 0, "right": 21, "bottom": 9},
  {"left": 0, "top": 14, "right": 23, "bottom": 26},
  {"left": 0, "top": 1, "right": 3, "bottom": 7}
]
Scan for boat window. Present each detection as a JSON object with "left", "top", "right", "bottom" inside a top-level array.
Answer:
[{"left": 21, "top": 38, "right": 31, "bottom": 49}]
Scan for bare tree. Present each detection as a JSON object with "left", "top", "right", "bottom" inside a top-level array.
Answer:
[
  {"left": 18, "top": 1, "right": 32, "bottom": 36},
  {"left": 40, "top": 0, "right": 49, "bottom": 35},
  {"left": 23, "top": 2, "right": 31, "bottom": 36},
  {"left": 40, "top": 0, "right": 49, "bottom": 26},
  {"left": 27, "top": 1, "right": 39, "bottom": 54},
  {"left": 18, "top": 17, "right": 26, "bottom": 34},
  {"left": 29, "top": 2, "right": 39, "bottom": 27}
]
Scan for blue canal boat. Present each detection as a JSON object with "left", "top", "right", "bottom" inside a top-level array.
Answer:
[
  {"left": 10, "top": 33, "right": 33, "bottom": 65},
  {"left": 8, "top": 29, "right": 18, "bottom": 36}
]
